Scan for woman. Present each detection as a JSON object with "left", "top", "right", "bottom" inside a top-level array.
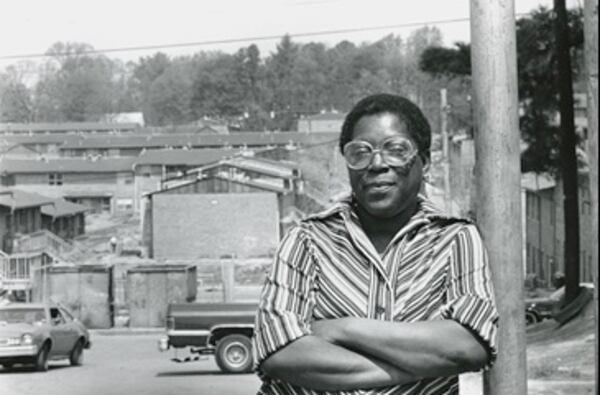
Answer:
[{"left": 253, "top": 94, "right": 498, "bottom": 395}]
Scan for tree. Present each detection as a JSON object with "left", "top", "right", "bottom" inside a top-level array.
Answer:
[
  {"left": 420, "top": 7, "right": 584, "bottom": 173},
  {"left": 128, "top": 52, "right": 171, "bottom": 124},
  {"left": 265, "top": 35, "right": 299, "bottom": 130},
  {"left": 0, "top": 63, "right": 35, "bottom": 122},
  {"left": 34, "top": 42, "right": 120, "bottom": 122},
  {"left": 147, "top": 58, "right": 195, "bottom": 125}
]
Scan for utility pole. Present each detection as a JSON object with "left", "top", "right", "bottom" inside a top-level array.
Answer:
[
  {"left": 583, "top": 0, "right": 598, "bottom": 392},
  {"left": 554, "top": 0, "right": 581, "bottom": 305},
  {"left": 440, "top": 88, "right": 451, "bottom": 214},
  {"left": 470, "top": 1, "right": 527, "bottom": 395}
]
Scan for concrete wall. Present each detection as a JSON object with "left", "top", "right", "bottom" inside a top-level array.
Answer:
[
  {"left": 152, "top": 193, "right": 280, "bottom": 259},
  {"left": 31, "top": 264, "right": 113, "bottom": 329},
  {"left": 125, "top": 265, "right": 197, "bottom": 327}
]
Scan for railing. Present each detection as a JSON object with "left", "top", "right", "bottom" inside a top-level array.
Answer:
[
  {"left": 13, "top": 230, "right": 78, "bottom": 256},
  {"left": 0, "top": 252, "right": 48, "bottom": 291}
]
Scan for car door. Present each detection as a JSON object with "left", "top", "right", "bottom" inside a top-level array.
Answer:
[
  {"left": 59, "top": 307, "right": 80, "bottom": 351},
  {"left": 49, "top": 307, "right": 71, "bottom": 356}
]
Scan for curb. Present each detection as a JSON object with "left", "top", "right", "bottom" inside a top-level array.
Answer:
[{"left": 91, "top": 328, "right": 164, "bottom": 336}]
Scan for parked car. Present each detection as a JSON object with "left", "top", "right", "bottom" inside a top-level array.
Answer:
[
  {"left": 158, "top": 302, "right": 257, "bottom": 373},
  {"left": 525, "top": 287, "right": 563, "bottom": 325},
  {"left": 525, "top": 283, "right": 595, "bottom": 325},
  {"left": 0, "top": 303, "right": 91, "bottom": 371}
]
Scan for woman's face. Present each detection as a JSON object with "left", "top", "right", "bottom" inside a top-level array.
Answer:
[{"left": 347, "top": 112, "right": 427, "bottom": 219}]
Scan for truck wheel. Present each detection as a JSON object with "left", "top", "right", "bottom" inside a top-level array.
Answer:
[
  {"left": 34, "top": 344, "right": 49, "bottom": 372},
  {"left": 215, "top": 335, "right": 253, "bottom": 373},
  {"left": 69, "top": 339, "right": 85, "bottom": 366}
]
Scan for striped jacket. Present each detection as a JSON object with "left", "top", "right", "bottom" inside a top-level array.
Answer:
[{"left": 253, "top": 195, "right": 498, "bottom": 395}]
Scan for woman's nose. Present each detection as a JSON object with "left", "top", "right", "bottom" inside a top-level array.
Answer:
[{"left": 368, "top": 151, "right": 388, "bottom": 170}]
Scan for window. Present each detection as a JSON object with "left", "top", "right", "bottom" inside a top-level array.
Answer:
[
  {"left": 59, "top": 308, "right": 74, "bottom": 322},
  {"left": 49, "top": 173, "right": 63, "bottom": 186},
  {"left": 1, "top": 175, "right": 15, "bottom": 186},
  {"left": 50, "top": 308, "right": 66, "bottom": 326},
  {"left": 116, "top": 198, "right": 133, "bottom": 211}
]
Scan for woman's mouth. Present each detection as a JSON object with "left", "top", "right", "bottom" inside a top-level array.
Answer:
[{"left": 364, "top": 181, "right": 395, "bottom": 193}]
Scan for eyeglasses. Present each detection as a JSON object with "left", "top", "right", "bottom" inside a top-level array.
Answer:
[{"left": 343, "top": 137, "right": 418, "bottom": 170}]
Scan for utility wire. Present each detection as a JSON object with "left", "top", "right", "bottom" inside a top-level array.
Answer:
[{"left": 0, "top": 16, "right": 479, "bottom": 61}]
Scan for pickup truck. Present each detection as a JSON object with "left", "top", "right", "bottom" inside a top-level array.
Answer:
[{"left": 158, "top": 302, "right": 257, "bottom": 373}]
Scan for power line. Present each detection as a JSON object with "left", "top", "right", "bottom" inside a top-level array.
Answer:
[{"left": 0, "top": 17, "right": 477, "bottom": 61}]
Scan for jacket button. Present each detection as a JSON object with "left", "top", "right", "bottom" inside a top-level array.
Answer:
[{"left": 375, "top": 305, "right": 386, "bottom": 315}]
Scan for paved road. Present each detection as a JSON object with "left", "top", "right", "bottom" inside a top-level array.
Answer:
[{"left": 0, "top": 331, "right": 261, "bottom": 395}]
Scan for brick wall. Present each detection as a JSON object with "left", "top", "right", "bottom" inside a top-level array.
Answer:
[{"left": 152, "top": 192, "right": 279, "bottom": 259}]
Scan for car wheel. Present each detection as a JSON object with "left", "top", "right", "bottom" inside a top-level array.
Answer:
[
  {"left": 69, "top": 339, "right": 85, "bottom": 366},
  {"left": 34, "top": 344, "right": 49, "bottom": 372},
  {"left": 525, "top": 310, "right": 539, "bottom": 325},
  {"left": 215, "top": 334, "right": 253, "bottom": 373}
]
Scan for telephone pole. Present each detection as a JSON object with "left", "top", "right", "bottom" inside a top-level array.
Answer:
[
  {"left": 554, "top": 0, "right": 581, "bottom": 305},
  {"left": 440, "top": 88, "right": 451, "bottom": 214},
  {"left": 470, "top": 1, "right": 527, "bottom": 395},
  {"left": 583, "top": 0, "right": 598, "bottom": 392}
]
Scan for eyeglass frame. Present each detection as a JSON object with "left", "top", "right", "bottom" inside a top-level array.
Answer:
[{"left": 342, "top": 136, "right": 419, "bottom": 170}]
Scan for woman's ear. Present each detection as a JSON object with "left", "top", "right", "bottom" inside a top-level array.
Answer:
[{"left": 421, "top": 155, "right": 431, "bottom": 174}]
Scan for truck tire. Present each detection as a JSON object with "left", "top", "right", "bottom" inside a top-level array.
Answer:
[{"left": 215, "top": 334, "right": 253, "bottom": 373}]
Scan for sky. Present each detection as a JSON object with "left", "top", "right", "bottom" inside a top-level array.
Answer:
[{"left": 0, "top": 0, "right": 582, "bottom": 70}]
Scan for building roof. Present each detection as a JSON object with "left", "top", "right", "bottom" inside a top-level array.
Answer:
[
  {"left": 0, "top": 157, "right": 136, "bottom": 174},
  {"left": 0, "top": 144, "right": 40, "bottom": 156},
  {"left": 521, "top": 172, "right": 556, "bottom": 191},
  {"left": 148, "top": 174, "right": 288, "bottom": 197},
  {"left": 41, "top": 198, "right": 88, "bottom": 217},
  {"left": 0, "top": 122, "right": 140, "bottom": 133},
  {"left": 0, "top": 133, "right": 83, "bottom": 145},
  {"left": 59, "top": 131, "right": 338, "bottom": 150},
  {"left": 133, "top": 148, "right": 239, "bottom": 167},
  {"left": 224, "top": 157, "right": 299, "bottom": 179},
  {"left": 0, "top": 188, "right": 54, "bottom": 210}
]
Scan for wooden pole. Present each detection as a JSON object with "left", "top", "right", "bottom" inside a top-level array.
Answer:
[
  {"left": 583, "top": 0, "right": 598, "bottom": 392},
  {"left": 554, "top": 0, "right": 581, "bottom": 304},
  {"left": 469, "top": 1, "right": 527, "bottom": 395},
  {"left": 440, "top": 88, "right": 451, "bottom": 214}
]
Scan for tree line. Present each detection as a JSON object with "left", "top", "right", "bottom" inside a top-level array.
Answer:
[
  {"left": 1, "top": 6, "right": 585, "bottom": 174},
  {"left": 0, "top": 27, "right": 449, "bottom": 132}
]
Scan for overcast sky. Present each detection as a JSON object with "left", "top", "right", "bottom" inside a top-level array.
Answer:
[{"left": 0, "top": 0, "right": 582, "bottom": 69}]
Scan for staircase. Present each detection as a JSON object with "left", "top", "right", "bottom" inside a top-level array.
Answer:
[{"left": 0, "top": 231, "right": 75, "bottom": 294}]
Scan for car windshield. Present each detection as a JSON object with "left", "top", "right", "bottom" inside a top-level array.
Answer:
[{"left": 0, "top": 308, "right": 46, "bottom": 324}]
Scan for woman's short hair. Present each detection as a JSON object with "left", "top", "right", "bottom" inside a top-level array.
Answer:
[{"left": 339, "top": 93, "right": 432, "bottom": 162}]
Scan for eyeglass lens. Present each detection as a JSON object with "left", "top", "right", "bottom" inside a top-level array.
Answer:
[{"left": 343, "top": 138, "right": 416, "bottom": 170}]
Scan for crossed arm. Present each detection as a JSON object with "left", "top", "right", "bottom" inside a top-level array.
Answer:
[{"left": 260, "top": 318, "right": 489, "bottom": 391}]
